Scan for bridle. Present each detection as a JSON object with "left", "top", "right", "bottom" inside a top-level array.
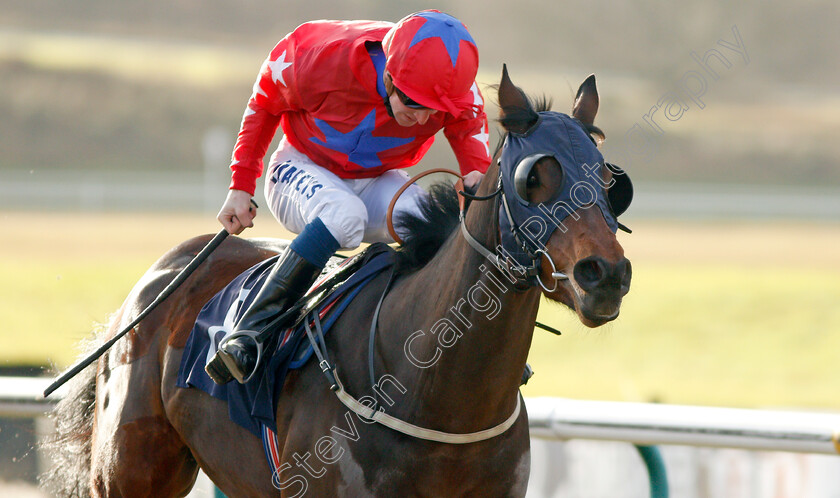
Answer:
[
  {"left": 336, "top": 118, "right": 628, "bottom": 443},
  {"left": 456, "top": 170, "right": 568, "bottom": 293},
  {"left": 386, "top": 165, "right": 568, "bottom": 293},
  {"left": 388, "top": 112, "right": 633, "bottom": 295}
]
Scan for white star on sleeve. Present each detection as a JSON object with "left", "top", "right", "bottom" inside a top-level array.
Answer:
[
  {"left": 470, "top": 82, "right": 483, "bottom": 108},
  {"left": 472, "top": 122, "right": 490, "bottom": 158},
  {"left": 253, "top": 59, "right": 270, "bottom": 98},
  {"left": 267, "top": 50, "right": 293, "bottom": 87}
]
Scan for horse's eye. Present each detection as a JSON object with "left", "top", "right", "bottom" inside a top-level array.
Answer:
[
  {"left": 526, "top": 170, "right": 539, "bottom": 189},
  {"left": 532, "top": 159, "right": 564, "bottom": 204},
  {"left": 513, "top": 153, "right": 551, "bottom": 204}
]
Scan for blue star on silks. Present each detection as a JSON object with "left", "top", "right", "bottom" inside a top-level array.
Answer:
[
  {"left": 309, "top": 110, "right": 413, "bottom": 169},
  {"left": 410, "top": 11, "right": 476, "bottom": 66}
]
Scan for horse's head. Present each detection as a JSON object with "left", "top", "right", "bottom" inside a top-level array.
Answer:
[{"left": 491, "top": 66, "right": 633, "bottom": 327}]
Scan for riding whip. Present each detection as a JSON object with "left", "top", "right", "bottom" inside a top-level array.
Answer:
[{"left": 43, "top": 200, "right": 256, "bottom": 398}]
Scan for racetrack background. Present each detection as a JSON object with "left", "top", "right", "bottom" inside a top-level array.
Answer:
[{"left": 3, "top": 212, "right": 838, "bottom": 410}]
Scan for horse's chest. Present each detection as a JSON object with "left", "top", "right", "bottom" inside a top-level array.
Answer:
[
  {"left": 280, "top": 432, "right": 530, "bottom": 496},
  {"left": 277, "top": 374, "right": 531, "bottom": 495},
  {"left": 350, "top": 441, "right": 530, "bottom": 496}
]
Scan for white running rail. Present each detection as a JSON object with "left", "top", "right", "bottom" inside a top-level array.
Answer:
[{"left": 3, "top": 377, "right": 839, "bottom": 455}]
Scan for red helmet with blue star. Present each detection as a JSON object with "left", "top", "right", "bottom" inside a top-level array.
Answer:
[{"left": 383, "top": 10, "right": 479, "bottom": 117}]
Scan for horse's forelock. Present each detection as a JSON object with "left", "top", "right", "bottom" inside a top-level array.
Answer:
[{"left": 498, "top": 93, "right": 550, "bottom": 131}]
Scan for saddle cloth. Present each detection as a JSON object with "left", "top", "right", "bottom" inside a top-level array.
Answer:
[{"left": 175, "top": 243, "right": 395, "bottom": 437}]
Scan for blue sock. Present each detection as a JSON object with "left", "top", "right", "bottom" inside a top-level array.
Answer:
[{"left": 289, "top": 218, "right": 340, "bottom": 268}]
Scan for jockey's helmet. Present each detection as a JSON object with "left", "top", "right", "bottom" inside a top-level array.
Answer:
[{"left": 383, "top": 10, "right": 479, "bottom": 117}]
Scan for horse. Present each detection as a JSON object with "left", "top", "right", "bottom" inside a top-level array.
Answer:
[{"left": 42, "top": 66, "right": 632, "bottom": 497}]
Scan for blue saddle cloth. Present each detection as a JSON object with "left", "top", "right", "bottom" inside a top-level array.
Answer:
[{"left": 176, "top": 245, "right": 394, "bottom": 437}]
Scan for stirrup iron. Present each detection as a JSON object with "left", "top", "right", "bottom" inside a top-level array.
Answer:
[{"left": 217, "top": 330, "right": 264, "bottom": 384}]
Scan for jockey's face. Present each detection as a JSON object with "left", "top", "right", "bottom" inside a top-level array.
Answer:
[{"left": 388, "top": 91, "right": 438, "bottom": 127}]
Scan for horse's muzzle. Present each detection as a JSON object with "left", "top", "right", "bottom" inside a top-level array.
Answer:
[
  {"left": 574, "top": 256, "right": 632, "bottom": 295},
  {"left": 573, "top": 256, "right": 632, "bottom": 323}
]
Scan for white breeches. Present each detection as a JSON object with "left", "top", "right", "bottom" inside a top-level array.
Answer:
[{"left": 264, "top": 138, "right": 425, "bottom": 249}]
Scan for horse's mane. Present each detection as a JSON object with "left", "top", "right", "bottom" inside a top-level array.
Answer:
[
  {"left": 394, "top": 92, "right": 559, "bottom": 275},
  {"left": 394, "top": 183, "right": 461, "bottom": 274}
]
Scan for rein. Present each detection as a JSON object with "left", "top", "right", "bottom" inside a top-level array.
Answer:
[
  {"left": 385, "top": 167, "right": 567, "bottom": 292},
  {"left": 300, "top": 167, "right": 570, "bottom": 444},
  {"left": 301, "top": 266, "right": 523, "bottom": 444},
  {"left": 387, "top": 167, "right": 569, "bottom": 322},
  {"left": 333, "top": 370, "right": 522, "bottom": 444},
  {"left": 386, "top": 168, "right": 464, "bottom": 245}
]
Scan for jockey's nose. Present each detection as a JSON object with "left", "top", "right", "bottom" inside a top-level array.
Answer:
[{"left": 413, "top": 109, "right": 436, "bottom": 125}]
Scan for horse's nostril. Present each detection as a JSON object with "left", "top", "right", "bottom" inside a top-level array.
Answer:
[
  {"left": 620, "top": 259, "right": 633, "bottom": 293},
  {"left": 574, "top": 257, "right": 632, "bottom": 292},
  {"left": 573, "top": 257, "right": 606, "bottom": 291}
]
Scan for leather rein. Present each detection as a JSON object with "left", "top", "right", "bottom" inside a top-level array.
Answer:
[{"left": 305, "top": 167, "right": 564, "bottom": 444}]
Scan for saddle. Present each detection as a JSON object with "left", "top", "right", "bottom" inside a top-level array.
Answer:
[{"left": 175, "top": 242, "right": 396, "bottom": 437}]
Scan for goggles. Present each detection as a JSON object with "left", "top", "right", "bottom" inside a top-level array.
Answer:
[{"left": 394, "top": 86, "right": 429, "bottom": 110}]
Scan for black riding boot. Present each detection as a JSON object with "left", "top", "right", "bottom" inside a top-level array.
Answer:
[{"left": 205, "top": 248, "right": 322, "bottom": 384}]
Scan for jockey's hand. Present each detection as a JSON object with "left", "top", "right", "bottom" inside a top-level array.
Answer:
[
  {"left": 218, "top": 189, "right": 256, "bottom": 235},
  {"left": 463, "top": 170, "right": 484, "bottom": 190}
]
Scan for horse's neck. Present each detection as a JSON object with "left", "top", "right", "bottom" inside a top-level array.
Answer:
[{"left": 380, "top": 196, "right": 540, "bottom": 428}]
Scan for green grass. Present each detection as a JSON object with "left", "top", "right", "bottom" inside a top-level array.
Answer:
[
  {"left": 3, "top": 211, "right": 840, "bottom": 411},
  {"left": 523, "top": 264, "right": 840, "bottom": 409},
  {"left": 0, "top": 211, "right": 228, "bottom": 367},
  {"left": 1, "top": 258, "right": 143, "bottom": 366}
]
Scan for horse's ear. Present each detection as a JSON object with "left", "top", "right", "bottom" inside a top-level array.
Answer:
[
  {"left": 498, "top": 64, "right": 533, "bottom": 133},
  {"left": 572, "top": 74, "right": 599, "bottom": 126}
]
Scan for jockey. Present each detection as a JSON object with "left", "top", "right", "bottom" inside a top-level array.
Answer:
[{"left": 206, "top": 10, "right": 491, "bottom": 384}]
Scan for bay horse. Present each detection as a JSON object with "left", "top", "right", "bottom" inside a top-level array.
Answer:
[{"left": 43, "top": 67, "right": 632, "bottom": 497}]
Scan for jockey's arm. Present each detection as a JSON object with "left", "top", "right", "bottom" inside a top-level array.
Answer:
[{"left": 442, "top": 98, "right": 491, "bottom": 190}]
